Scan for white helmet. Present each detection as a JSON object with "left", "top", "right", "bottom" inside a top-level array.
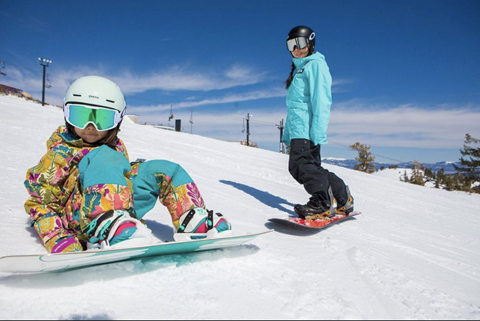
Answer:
[{"left": 64, "top": 75, "right": 126, "bottom": 112}]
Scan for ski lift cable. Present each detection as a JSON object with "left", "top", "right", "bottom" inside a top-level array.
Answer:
[
  {"left": 0, "top": 59, "right": 66, "bottom": 86},
  {"left": 45, "top": 74, "right": 52, "bottom": 88},
  {"left": 194, "top": 109, "right": 277, "bottom": 126},
  {"left": 328, "top": 139, "right": 409, "bottom": 164},
  {"left": 0, "top": 59, "right": 44, "bottom": 77},
  {"left": 114, "top": 97, "right": 248, "bottom": 123}
]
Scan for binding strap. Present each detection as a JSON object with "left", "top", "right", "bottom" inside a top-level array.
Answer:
[
  {"left": 177, "top": 209, "right": 219, "bottom": 233},
  {"left": 85, "top": 210, "right": 139, "bottom": 244},
  {"left": 207, "top": 210, "right": 213, "bottom": 229},
  {"left": 84, "top": 210, "right": 115, "bottom": 237},
  {"left": 177, "top": 209, "right": 196, "bottom": 233}
]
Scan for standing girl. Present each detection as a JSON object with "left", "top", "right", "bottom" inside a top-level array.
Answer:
[
  {"left": 282, "top": 26, "right": 354, "bottom": 220},
  {"left": 25, "top": 76, "right": 232, "bottom": 253}
]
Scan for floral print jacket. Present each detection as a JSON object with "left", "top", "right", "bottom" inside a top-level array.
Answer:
[{"left": 24, "top": 126, "right": 135, "bottom": 247}]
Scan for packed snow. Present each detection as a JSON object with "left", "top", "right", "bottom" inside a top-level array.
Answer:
[{"left": 0, "top": 95, "right": 479, "bottom": 320}]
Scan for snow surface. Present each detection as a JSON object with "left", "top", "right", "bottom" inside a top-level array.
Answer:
[{"left": 1, "top": 95, "right": 479, "bottom": 320}]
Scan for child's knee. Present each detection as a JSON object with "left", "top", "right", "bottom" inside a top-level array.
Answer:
[{"left": 139, "top": 160, "right": 193, "bottom": 186}]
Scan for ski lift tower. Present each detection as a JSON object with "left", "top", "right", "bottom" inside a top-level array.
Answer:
[
  {"left": 246, "top": 113, "right": 252, "bottom": 146},
  {"left": 276, "top": 119, "right": 285, "bottom": 153},
  {"left": 168, "top": 104, "right": 174, "bottom": 123},
  {"left": 189, "top": 111, "right": 194, "bottom": 134},
  {"left": 38, "top": 57, "right": 52, "bottom": 106},
  {"left": 0, "top": 61, "right": 6, "bottom": 76}
]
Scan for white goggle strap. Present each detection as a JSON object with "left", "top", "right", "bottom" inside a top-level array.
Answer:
[
  {"left": 116, "top": 107, "right": 126, "bottom": 125},
  {"left": 63, "top": 104, "right": 70, "bottom": 119}
]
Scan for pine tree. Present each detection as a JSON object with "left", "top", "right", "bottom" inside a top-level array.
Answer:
[
  {"left": 434, "top": 177, "right": 440, "bottom": 189},
  {"left": 349, "top": 142, "right": 376, "bottom": 173},
  {"left": 410, "top": 161, "right": 425, "bottom": 186},
  {"left": 436, "top": 168, "right": 445, "bottom": 189},
  {"left": 443, "top": 175, "right": 454, "bottom": 191},
  {"left": 424, "top": 167, "right": 436, "bottom": 184},
  {"left": 454, "top": 134, "right": 480, "bottom": 192}
]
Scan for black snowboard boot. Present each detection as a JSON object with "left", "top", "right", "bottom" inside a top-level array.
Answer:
[{"left": 294, "top": 187, "right": 336, "bottom": 220}]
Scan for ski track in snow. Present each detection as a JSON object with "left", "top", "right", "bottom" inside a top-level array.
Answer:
[{"left": 0, "top": 95, "right": 479, "bottom": 320}]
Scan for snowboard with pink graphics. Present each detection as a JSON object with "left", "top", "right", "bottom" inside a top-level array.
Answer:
[{"left": 269, "top": 211, "right": 361, "bottom": 230}]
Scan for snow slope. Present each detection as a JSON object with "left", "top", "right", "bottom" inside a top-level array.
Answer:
[{"left": 0, "top": 95, "right": 479, "bottom": 320}]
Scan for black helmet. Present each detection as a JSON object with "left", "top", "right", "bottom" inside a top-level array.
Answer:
[{"left": 287, "top": 26, "right": 315, "bottom": 54}]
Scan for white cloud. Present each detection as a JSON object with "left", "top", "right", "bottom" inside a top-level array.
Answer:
[
  {"left": 129, "top": 87, "right": 285, "bottom": 113},
  {"left": 3, "top": 63, "right": 479, "bottom": 152},
  {"left": 129, "top": 102, "right": 480, "bottom": 151},
  {"left": 2, "top": 63, "right": 269, "bottom": 106},
  {"left": 329, "top": 103, "right": 480, "bottom": 149},
  {"left": 109, "top": 64, "right": 268, "bottom": 94}
]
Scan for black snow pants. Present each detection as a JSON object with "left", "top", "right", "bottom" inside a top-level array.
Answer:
[{"left": 288, "top": 139, "right": 348, "bottom": 205}]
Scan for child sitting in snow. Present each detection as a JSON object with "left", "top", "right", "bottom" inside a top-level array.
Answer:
[{"left": 24, "top": 75, "right": 232, "bottom": 253}]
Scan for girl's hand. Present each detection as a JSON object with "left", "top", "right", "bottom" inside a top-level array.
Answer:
[{"left": 45, "top": 232, "right": 83, "bottom": 253}]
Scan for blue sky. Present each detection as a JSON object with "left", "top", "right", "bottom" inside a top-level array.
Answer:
[{"left": 1, "top": 0, "right": 479, "bottom": 163}]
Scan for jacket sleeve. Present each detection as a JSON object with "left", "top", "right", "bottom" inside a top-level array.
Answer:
[
  {"left": 307, "top": 60, "right": 332, "bottom": 145},
  {"left": 24, "top": 148, "right": 82, "bottom": 252}
]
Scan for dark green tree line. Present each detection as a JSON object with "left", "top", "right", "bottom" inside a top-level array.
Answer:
[{"left": 402, "top": 134, "right": 480, "bottom": 194}]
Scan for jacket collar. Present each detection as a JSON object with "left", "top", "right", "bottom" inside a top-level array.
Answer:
[
  {"left": 292, "top": 52, "right": 324, "bottom": 69},
  {"left": 48, "top": 126, "right": 96, "bottom": 149}
]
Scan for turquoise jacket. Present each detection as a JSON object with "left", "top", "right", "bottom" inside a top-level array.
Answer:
[{"left": 282, "top": 52, "right": 332, "bottom": 146}]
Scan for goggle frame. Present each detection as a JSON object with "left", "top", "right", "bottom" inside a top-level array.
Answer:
[{"left": 64, "top": 103, "right": 124, "bottom": 131}]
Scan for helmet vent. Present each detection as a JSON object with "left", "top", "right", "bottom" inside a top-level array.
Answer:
[{"left": 64, "top": 76, "right": 125, "bottom": 113}]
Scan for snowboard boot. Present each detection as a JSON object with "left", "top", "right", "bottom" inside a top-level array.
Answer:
[
  {"left": 85, "top": 210, "right": 153, "bottom": 250},
  {"left": 335, "top": 186, "right": 354, "bottom": 215},
  {"left": 294, "top": 187, "right": 336, "bottom": 220},
  {"left": 174, "top": 208, "right": 233, "bottom": 242}
]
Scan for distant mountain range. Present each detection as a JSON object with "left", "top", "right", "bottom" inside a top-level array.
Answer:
[{"left": 322, "top": 158, "right": 461, "bottom": 174}]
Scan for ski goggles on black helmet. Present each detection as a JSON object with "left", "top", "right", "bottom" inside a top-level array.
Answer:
[
  {"left": 64, "top": 103, "right": 124, "bottom": 131},
  {"left": 286, "top": 37, "right": 309, "bottom": 52}
]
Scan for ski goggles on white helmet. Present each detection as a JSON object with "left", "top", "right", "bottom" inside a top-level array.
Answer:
[
  {"left": 64, "top": 103, "right": 125, "bottom": 131},
  {"left": 286, "top": 37, "right": 309, "bottom": 52}
]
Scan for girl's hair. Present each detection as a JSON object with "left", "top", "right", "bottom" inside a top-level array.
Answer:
[
  {"left": 65, "top": 122, "right": 121, "bottom": 148},
  {"left": 285, "top": 62, "right": 296, "bottom": 89}
]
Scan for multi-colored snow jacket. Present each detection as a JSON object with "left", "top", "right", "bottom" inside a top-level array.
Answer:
[
  {"left": 24, "top": 126, "right": 133, "bottom": 250},
  {"left": 25, "top": 126, "right": 206, "bottom": 253},
  {"left": 282, "top": 52, "right": 332, "bottom": 146}
]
